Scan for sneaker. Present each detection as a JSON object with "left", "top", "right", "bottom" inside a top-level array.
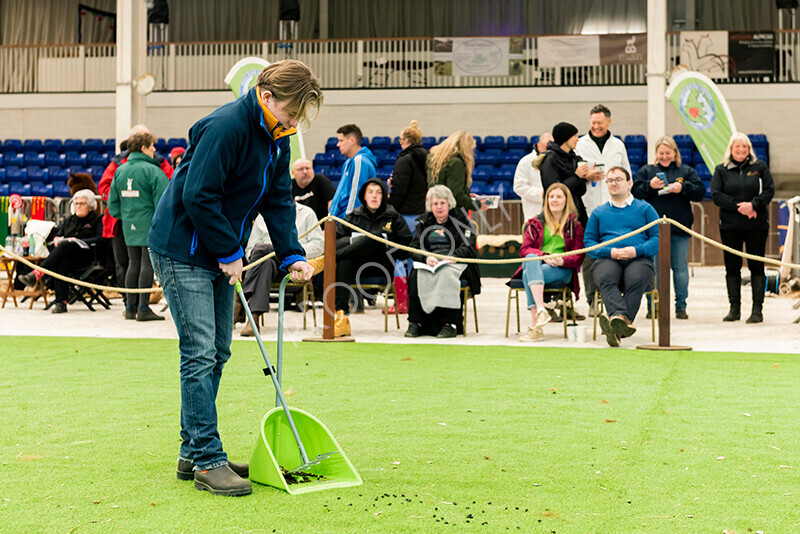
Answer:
[
  {"left": 519, "top": 326, "right": 544, "bottom": 342},
  {"left": 675, "top": 309, "right": 689, "bottom": 320},
  {"left": 136, "top": 307, "right": 165, "bottom": 321},
  {"left": 52, "top": 301, "right": 67, "bottom": 314},
  {"left": 18, "top": 272, "right": 37, "bottom": 287},
  {"left": 598, "top": 315, "right": 619, "bottom": 347},
  {"left": 436, "top": 324, "right": 457, "bottom": 338},
  {"left": 124, "top": 308, "right": 137, "bottom": 320},
  {"left": 535, "top": 307, "right": 552, "bottom": 328},
  {"left": 610, "top": 315, "right": 636, "bottom": 338},
  {"left": 404, "top": 322, "right": 423, "bottom": 338},
  {"left": 193, "top": 465, "right": 252, "bottom": 496},
  {"left": 177, "top": 459, "right": 249, "bottom": 481}
]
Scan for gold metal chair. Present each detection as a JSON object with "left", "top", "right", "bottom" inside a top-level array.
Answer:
[
  {"left": 592, "top": 288, "right": 658, "bottom": 342},
  {"left": 505, "top": 281, "right": 574, "bottom": 339}
]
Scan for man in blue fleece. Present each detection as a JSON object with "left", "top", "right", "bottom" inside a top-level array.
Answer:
[
  {"left": 584, "top": 166, "right": 659, "bottom": 347},
  {"left": 329, "top": 124, "right": 377, "bottom": 218},
  {"left": 148, "top": 60, "right": 323, "bottom": 496}
]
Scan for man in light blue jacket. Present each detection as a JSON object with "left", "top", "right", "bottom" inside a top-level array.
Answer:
[{"left": 329, "top": 124, "right": 377, "bottom": 218}]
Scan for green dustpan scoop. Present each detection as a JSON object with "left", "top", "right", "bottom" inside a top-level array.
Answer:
[
  {"left": 250, "top": 406, "right": 362, "bottom": 495},
  {"left": 236, "top": 276, "right": 362, "bottom": 494}
]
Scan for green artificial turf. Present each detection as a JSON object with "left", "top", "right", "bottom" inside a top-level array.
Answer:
[{"left": 2, "top": 337, "right": 799, "bottom": 533}]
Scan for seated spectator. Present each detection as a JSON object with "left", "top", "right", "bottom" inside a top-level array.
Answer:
[
  {"left": 291, "top": 157, "right": 336, "bottom": 221},
  {"left": 18, "top": 189, "right": 103, "bottom": 313},
  {"left": 330, "top": 124, "right": 377, "bottom": 218},
  {"left": 632, "top": 135, "right": 705, "bottom": 320},
  {"left": 584, "top": 166, "right": 659, "bottom": 347},
  {"left": 405, "top": 185, "right": 481, "bottom": 338},
  {"left": 333, "top": 178, "right": 412, "bottom": 336},
  {"left": 236, "top": 203, "right": 324, "bottom": 336},
  {"left": 107, "top": 131, "right": 169, "bottom": 321},
  {"left": 509, "top": 183, "right": 584, "bottom": 342},
  {"left": 513, "top": 132, "right": 552, "bottom": 222}
]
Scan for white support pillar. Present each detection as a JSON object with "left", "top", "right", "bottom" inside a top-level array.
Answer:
[
  {"left": 116, "top": 0, "right": 148, "bottom": 149},
  {"left": 646, "top": 0, "right": 667, "bottom": 160}
]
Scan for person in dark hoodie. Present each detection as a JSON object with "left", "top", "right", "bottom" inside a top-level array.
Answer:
[
  {"left": 711, "top": 132, "right": 774, "bottom": 324},
  {"left": 405, "top": 185, "right": 482, "bottom": 339},
  {"left": 536, "top": 121, "right": 599, "bottom": 226},
  {"left": 333, "top": 177, "right": 412, "bottom": 335},
  {"left": 147, "top": 60, "right": 323, "bottom": 497},
  {"left": 632, "top": 135, "right": 705, "bottom": 320}
]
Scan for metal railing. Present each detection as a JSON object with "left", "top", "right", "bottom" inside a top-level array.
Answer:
[{"left": 1, "top": 32, "right": 797, "bottom": 93}]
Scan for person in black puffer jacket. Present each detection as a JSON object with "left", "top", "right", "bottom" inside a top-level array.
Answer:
[
  {"left": 389, "top": 120, "right": 429, "bottom": 228},
  {"left": 633, "top": 135, "right": 706, "bottom": 319},
  {"left": 536, "top": 122, "right": 600, "bottom": 226},
  {"left": 334, "top": 178, "right": 412, "bottom": 330},
  {"left": 710, "top": 132, "right": 774, "bottom": 324}
]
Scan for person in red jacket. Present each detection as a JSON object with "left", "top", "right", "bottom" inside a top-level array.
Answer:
[
  {"left": 97, "top": 125, "right": 174, "bottom": 308},
  {"left": 510, "top": 183, "right": 585, "bottom": 342}
]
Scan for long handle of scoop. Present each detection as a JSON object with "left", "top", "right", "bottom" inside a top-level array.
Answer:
[
  {"left": 276, "top": 275, "right": 290, "bottom": 408},
  {"left": 234, "top": 280, "right": 311, "bottom": 467}
]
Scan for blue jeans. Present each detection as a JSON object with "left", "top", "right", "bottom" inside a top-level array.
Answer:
[
  {"left": 150, "top": 250, "right": 234, "bottom": 470},
  {"left": 652, "top": 234, "right": 690, "bottom": 311},
  {"left": 521, "top": 254, "right": 572, "bottom": 309}
]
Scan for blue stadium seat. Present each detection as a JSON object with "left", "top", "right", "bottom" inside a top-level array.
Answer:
[
  {"left": 314, "top": 164, "right": 331, "bottom": 177},
  {"left": 748, "top": 134, "right": 767, "bottom": 147},
  {"left": 492, "top": 168, "right": 514, "bottom": 181},
  {"left": 421, "top": 136, "right": 436, "bottom": 150},
  {"left": 530, "top": 135, "right": 540, "bottom": 147},
  {"left": 691, "top": 151, "right": 706, "bottom": 166},
  {"left": 43, "top": 139, "right": 63, "bottom": 152},
  {"left": 506, "top": 135, "right": 529, "bottom": 151},
  {"left": 8, "top": 182, "right": 30, "bottom": 196},
  {"left": 53, "top": 181, "right": 71, "bottom": 197},
  {"left": 89, "top": 166, "right": 105, "bottom": 183},
  {"left": 678, "top": 148, "right": 693, "bottom": 164},
  {"left": 65, "top": 151, "right": 86, "bottom": 167},
  {"left": 754, "top": 147, "right": 768, "bottom": 164},
  {"left": 483, "top": 135, "right": 505, "bottom": 150},
  {"left": 0, "top": 184, "right": 7, "bottom": 196},
  {"left": 627, "top": 148, "right": 646, "bottom": 165},
  {"left": 44, "top": 151, "right": 65, "bottom": 167},
  {"left": 0, "top": 168, "right": 5, "bottom": 183},
  {"left": 30, "top": 182, "right": 53, "bottom": 197},
  {"left": 333, "top": 152, "right": 346, "bottom": 165},
  {"left": 4, "top": 153, "right": 23, "bottom": 167},
  {"left": 86, "top": 152, "right": 108, "bottom": 167},
  {"left": 67, "top": 165, "right": 87, "bottom": 176},
  {"left": 370, "top": 136, "right": 391, "bottom": 150},
  {"left": 437, "top": 136, "right": 448, "bottom": 145},
  {"left": 167, "top": 138, "right": 187, "bottom": 151},
  {"left": 391, "top": 136, "right": 402, "bottom": 150},
  {"left": 360, "top": 137, "right": 369, "bottom": 147},
  {"left": 154, "top": 138, "right": 167, "bottom": 153},
  {"left": 379, "top": 152, "right": 396, "bottom": 167},
  {"left": 624, "top": 135, "right": 647, "bottom": 149},
  {"left": 470, "top": 180, "right": 486, "bottom": 195},
  {"left": 22, "top": 139, "right": 42, "bottom": 151},
  {"left": 673, "top": 134, "right": 694, "bottom": 149},
  {"left": 475, "top": 152, "right": 497, "bottom": 166},
  {"left": 370, "top": 148, "right": 388, "bottom": 161},
  {"left": 0, "top": 153, "right": 3, "bottom": 167},
  {"left": 472, "top": 165, "right": 493, "bottom": 180},
  {"left": 3, "top": 139, "right": 22, "bottom": 151},
  {"left": 325, "top": 137, "right": 338, "bottom": 152},
  {"left": 26, "top": 166, "right": 47, "bottom": 183},
  {"left": 498, "top": 149, "right": 526, "bottom": 165},
  {"left": 83, "top": 138, "right": 104, "bottom": 153},
  {"left": 498, "top": 163, "right": 516, "bottom": 174},
  {"left": 313, "top": 152, "right": 335, "bottom": 167},
  {"left": 103, "top": 138, "right": 117, "bottom": 153},
  {"left": 376, "top": 167, "right": 392, "bottom": 180},
  {"left": 6, "top": 166, "right": 26, "bottom": 182},
  {"left": 23, "top": 152, "right": 44, "bottom": 167},
  {"left": 327, "top": 167, "right": 342, "bottom": 181},
  {"left": 63, "top": 138, "right": 83, "bottom": 152},
  {"left": 47, "top": 166, "right": 69, "bottom": 184},
  {"left": 695, "top": 163, "right": 711, "bottom": 179},
  {"left": 472, "top": 136, "right": 482, "bottom": 150},
  {"left": 630, "top": 162, "right": 641, "bottom": 175}
]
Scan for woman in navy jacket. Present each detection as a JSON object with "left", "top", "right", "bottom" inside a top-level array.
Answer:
[
  {"left": 148, "top": 60, "right": 323, "bottom": 497},
  {"left": 632, "top": 135, "right": 705, "bottom": 319}
]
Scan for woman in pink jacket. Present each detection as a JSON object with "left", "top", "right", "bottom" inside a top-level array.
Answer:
[{"left": 512, "top": 183, "right": 584, "bottom": 341}]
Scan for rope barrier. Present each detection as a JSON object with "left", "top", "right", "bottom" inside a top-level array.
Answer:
[{"left": 1, "top": 214, "right": 798, "bottom": 295}]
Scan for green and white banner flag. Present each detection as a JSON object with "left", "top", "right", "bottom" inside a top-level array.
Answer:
[
  {"left": 224, "top": 57, "right": 270, "bottom": 99},
  {"left": 223, "top": 57, "right": 306, "bottom": 161},
  {"left": 666, "top": 71, "right": 737, "bottom": 171}
]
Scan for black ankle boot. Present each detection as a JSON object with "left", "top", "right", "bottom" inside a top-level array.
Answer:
[
  {"left": 723, "top": 306, "right": 740, "bottom": 322},
  {"left": 723, "top": 274, "right": 741, "bottom": 322},
  {"left": 746, "top": 274, "right": 765, "bottom": 323}
]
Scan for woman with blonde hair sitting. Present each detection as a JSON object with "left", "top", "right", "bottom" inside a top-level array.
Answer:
[
  {"left": 427, "top": 130, "right": 488, "bottom": 213},
  {"left": 510, "top": 183, "right": 585, "bottom": 341}
]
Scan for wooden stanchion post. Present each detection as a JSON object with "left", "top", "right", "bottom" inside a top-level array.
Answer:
[
  {"left": 304, "top": 219, "right": 354, "bottom": 343},
  {"left": 638, "top": 220, "right": 691, "bottom": 351}
]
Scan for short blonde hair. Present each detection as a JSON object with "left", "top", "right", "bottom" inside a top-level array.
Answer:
[
  {"left": 257, "top": 60, "right": 323, "bottom": 128},
  {"left": 722, "top": 132, "right": 757, "bottom": 166},
  {"left": 425, "top": 185, "right": 457, "bottom": 211},
  {"left": 73, "top": 189, "right": 97, "bottom": 211},
  {"left": 653, "top": 135, "right": 681, "bottom": 166}
]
